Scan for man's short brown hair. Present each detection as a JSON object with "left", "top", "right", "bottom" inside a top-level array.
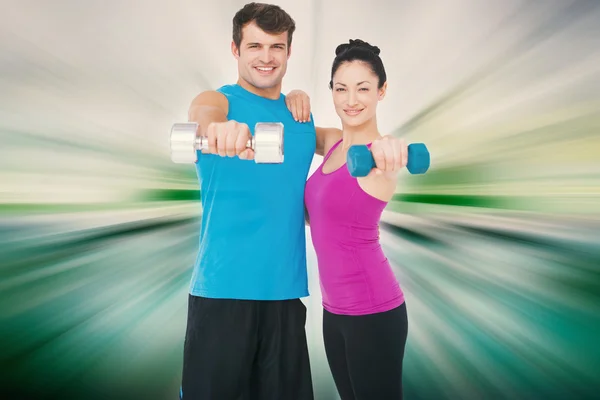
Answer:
[{"left": 232, "top": 2, "right": 296, "bottom": 50}]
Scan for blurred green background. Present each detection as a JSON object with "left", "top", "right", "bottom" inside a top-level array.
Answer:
[{"left": 1, "top": 1, "right": 599, "bottom": 399}]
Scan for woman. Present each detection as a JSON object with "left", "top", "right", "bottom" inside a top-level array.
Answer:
[{"left": 293, "top": 39, "right": 410, "bottom": 399}]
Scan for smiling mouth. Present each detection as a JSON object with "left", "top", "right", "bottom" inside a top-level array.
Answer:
[
  {"left": 344, "top": 109, "right": 364, "bottom": 116},
  {"left": 255, "top": 66, "right": 276, "bottom": 74}
]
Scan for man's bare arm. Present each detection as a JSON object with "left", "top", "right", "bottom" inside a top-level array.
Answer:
[{"left": 188, "top": 91, "right": 229, "bottom": 137}]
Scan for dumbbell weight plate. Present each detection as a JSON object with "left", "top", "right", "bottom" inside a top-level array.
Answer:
[
  {"left": 170, "top": 122, "right": 199, "bottom": 163},
  {"left": 254, "top": 122, "right": 284, "bottom": 163}
]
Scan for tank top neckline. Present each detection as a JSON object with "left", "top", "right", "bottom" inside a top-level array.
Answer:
[
  {"left": 231, "top": 83, "right": 285, "bottom": 104},
  {"left": 320, "top": 139, "right": 372, "bottom": 176}
]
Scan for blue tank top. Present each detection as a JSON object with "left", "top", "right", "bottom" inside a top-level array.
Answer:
[{"left": 190, "top": 84, "right": 316, "bottom": 300}]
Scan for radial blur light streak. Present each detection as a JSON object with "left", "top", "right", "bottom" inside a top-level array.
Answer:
[{"left": 1, "top": 1, "right": 599, "bottom": 399}]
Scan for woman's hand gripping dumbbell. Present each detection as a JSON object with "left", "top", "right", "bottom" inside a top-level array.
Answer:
[
  {"left": 346, "top": 136, "right": 430, "bottom": 177},
  {"left": 170, "top": 120, "right": 284, "bottom": 164}
]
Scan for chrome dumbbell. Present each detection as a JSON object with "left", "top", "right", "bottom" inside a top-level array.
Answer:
[{"left": 169, "top": 122, "right": 284, "bottom": 164}]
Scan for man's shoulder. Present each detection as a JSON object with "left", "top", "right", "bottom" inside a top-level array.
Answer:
[
  {"left": 215, "top": 84, "right": 238, "bottom": 96},
  {"left": 215, "top": 84, "right": 259, "bottom": 106}
]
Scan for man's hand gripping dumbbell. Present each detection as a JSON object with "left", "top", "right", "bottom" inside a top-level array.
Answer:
[{"left": 170, "top": 120, "right": 284, "bottom": 164}]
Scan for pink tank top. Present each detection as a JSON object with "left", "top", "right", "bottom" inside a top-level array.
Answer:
[{"left": 304, "top": 139, "right": 404, "bottom": 316}]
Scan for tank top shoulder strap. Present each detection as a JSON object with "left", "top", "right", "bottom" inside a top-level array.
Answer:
[{"left": 323, "top": 138, "right": 343, "bottom": 162}]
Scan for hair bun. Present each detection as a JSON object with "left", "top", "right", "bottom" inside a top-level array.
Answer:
[{"left": 335, "top": 39, "right": 380, "bottom": 56}]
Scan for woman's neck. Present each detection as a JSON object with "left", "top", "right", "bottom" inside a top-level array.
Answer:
[{"left": 340, "top": 117, "right": 381, "bottom": 150}]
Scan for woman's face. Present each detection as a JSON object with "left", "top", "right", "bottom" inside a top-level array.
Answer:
[{"left": 331, "top": 61, "right": 386, "bottom": 128}]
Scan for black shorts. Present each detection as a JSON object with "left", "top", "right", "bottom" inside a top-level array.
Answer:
[
  {"left": 323, "top": 302, "right": 408, "bottom": 400},
  {"left": 180, "top": 294, "right": 314, "bottom": 400}
]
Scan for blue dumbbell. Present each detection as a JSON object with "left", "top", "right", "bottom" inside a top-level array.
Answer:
[{"left": 347, "top": 143, "right": 430, "bottom": 177}]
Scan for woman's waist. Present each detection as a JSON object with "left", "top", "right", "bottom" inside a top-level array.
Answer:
[
  {"left": 319, "top": 274, "right": 404, "bottom": 316},
  {"left": 323, "top": 293, "right": 405, "bottom": 316}
]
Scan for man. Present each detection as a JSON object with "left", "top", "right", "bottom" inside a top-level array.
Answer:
[{"left": 180, "top": 3, "right": 317, "bottom": 399}]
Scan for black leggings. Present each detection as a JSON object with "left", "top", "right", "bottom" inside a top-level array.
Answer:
[{"left": 323, "top": 302, "right": 408, "bottom": 400}]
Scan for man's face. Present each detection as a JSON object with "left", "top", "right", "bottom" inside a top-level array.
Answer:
[{"left": 232, "top": 22, "right": 291, "bottom": 91}]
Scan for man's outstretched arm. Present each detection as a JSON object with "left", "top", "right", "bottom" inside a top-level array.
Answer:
[
  {"left": 187, "top": 90, "right": 254, "bottom": 159},
  {"left": 188, "top": 91, "right": 229, "bottom": 137}
]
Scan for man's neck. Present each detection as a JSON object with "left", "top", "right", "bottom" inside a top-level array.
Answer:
[{"left": 237, "top": 78, "right": 281, "bottom": 100}]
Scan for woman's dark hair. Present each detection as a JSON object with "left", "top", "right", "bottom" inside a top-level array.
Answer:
[{"left": 329, "top": 39, "right": 386, "bottom": 89}]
